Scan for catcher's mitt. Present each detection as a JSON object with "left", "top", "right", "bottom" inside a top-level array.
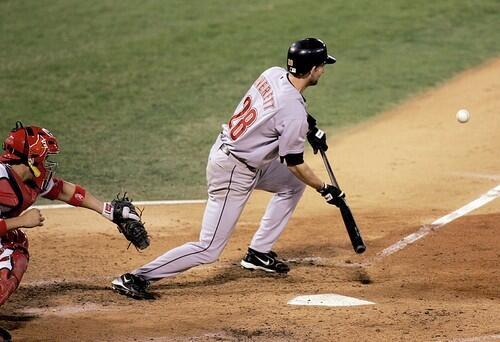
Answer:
[{"left": 111, "top": 194, "right": 150, "bottom": 250}]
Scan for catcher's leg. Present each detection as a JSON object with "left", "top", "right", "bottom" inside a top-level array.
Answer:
[{"left": 0, "top": 248, "right": 29, "bottom": 306}]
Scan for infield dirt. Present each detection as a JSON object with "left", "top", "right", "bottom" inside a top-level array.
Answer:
[{"left": 2, "top": 58, "right": 499, "bottom": 341}]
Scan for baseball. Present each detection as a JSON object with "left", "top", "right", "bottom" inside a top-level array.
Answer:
[{"left": 456, "top": 109, "right": 470, "bottom": 123}]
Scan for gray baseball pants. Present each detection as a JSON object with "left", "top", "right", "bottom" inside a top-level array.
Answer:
[{"left": 133, "top": 142, "right": 306, "bottom": 281}]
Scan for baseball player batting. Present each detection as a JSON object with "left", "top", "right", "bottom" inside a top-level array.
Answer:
[
  {"left": 112, "top": 38, "right": 345, "bottom": 300},
  {"left": 0, "top": 121, "right": 148, "bottom": 325}
]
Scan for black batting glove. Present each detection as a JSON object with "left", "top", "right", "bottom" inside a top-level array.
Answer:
[
  {"left": 307, "top": 126, "right": 328, "bottom": 154},
  {"left": 318, "top": 184, "right": 345, "bottom": 207},
  {"left": 306, "top": 114, "right": 328, "bottom": 154}
]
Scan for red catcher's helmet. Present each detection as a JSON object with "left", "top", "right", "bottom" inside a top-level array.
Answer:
[{"left": 1, "top": 121, "right": 60, "bottom": 191}]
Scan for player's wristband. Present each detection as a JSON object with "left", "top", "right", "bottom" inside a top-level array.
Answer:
[
  {"left": 68, "top": 184, "right": 86, "bottom": 207},
  {"left": 102, "top": 202, "right": 114, "bottom": 221},
  {"left": 0, "top": 219, "right": 8, "bottom": 237}
]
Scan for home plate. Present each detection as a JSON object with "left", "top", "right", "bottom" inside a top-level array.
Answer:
[{"left": 287, "top": 294, "right": 375, "bottom": 307}]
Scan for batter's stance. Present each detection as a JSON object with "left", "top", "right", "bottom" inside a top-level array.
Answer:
[{"left": 112, "top": 38, "right": 345, "bottom": 299}]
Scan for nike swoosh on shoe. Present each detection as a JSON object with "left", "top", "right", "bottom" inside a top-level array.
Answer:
[{"left": 255, "top": 256, "right": 272, "bottom": 266}]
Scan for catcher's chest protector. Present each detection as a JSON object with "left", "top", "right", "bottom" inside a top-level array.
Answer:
[
  {"left": 0, "top": 164, "right": 33, "bottom": 306},
  {"left": 0, "top": 164, "right": 40, "bottom": 218}
]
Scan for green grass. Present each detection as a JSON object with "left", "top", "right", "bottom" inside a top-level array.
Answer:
[{"left": 1, "top": 0, "right": 499, "bottom": 200}]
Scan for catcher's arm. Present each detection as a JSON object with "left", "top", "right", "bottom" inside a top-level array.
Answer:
[
  {"left": 55, "top": 181, "right": 103, "bottom": 212},
  {"left": 55, "top": 181, "right": 150, "bottom": 250}
]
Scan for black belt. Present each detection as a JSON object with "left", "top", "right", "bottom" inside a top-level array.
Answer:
[{"left": 220, "top": 144, "right": 257, "bottom": 173}]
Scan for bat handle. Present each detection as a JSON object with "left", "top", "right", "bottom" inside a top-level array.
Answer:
[{"left": 319, "top": 149, "right": 340, "bottom": 189}]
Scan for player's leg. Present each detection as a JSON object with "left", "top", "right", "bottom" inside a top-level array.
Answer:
[
  {"left": 252, "top": 159, "right": 306, "bottom": 251},
  {"left": 112, "top": 146, "right": 258, "bottom": 298},
  {"left": 132, "top": 173, "right": 253, "bottom": 279},
  {"left": 0, "top": 248, "right": 29, "bottom": 306},
  {"left": 241, "top": 159, "right": 306, "bottom": 273}
]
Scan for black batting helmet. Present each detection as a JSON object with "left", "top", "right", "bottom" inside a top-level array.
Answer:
[{"left": 287, "top": 38, "right": 336, "bottom": 76}]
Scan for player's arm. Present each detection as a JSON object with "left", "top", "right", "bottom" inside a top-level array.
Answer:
[
  {"left": 53, "top": 180, "right": 149, "bottom": 249},
  {"left": 277, "top": 117, "right": 324, "bottom": 190},
  {"left": 45, "top": 179, "right": 142, "bottom": 224},
  {"left": 279, "top": 114, "right": 344, "bottom": 207},
  {"left": 41, "top": 179, "right": 149, "bottom": 249},
  {"left": 285, "top": 152, "right": 345, "bottom": 208},
  {"left": 42, "top": 178, "right": 107, "bottom": 216},
  {"left": 0, "top": 179, "right": 45, "bottom": 236},
  {"left": 59, "top": 181, "right": 105, "bottom": 212},
  {"left": 1, "top": 209, "right": 45, "bottom": 232},
  {"left": 286, "top": 157, "right": 324, "bottom": 190}
]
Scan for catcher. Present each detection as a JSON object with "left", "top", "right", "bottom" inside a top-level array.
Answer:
[{"left": 0, "top": 121, "right": 149, "bottom": 307}]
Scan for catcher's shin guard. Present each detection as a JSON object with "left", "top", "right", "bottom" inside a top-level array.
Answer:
[{"left": 0, "top": 250, "right": 28, "bottom": 306}]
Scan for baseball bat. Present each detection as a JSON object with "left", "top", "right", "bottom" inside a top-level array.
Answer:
[{"left": 319, "top": 150, "right": 366, "bottom": 254}]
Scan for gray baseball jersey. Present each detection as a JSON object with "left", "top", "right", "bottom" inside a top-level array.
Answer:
[
  {"left": 221, "top": 66, "right": 309, "bottom": 169},
  {"left": 133, "top": 67, "right": 309, "bottom": 280}
]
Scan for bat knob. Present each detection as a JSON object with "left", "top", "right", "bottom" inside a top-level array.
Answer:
[{"left": 355, "top": 245, "right": 366, "bottom": 254}]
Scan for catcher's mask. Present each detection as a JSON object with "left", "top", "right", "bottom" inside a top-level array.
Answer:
[{"left": 1, "top": 121, "right": 60, "bottom": 191}]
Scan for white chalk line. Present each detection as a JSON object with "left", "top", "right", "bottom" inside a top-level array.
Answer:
[
  {"left": 33, "top": 199, "right": 206, "bottom": 210},
  {"left": 378, "top": 184, "right": 500, "bottom": 258}
]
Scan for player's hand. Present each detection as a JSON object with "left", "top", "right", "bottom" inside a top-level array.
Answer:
[
  {"left": 306, "top": 114, "right": 328, "bottom": 154},
  {"left": 102, "top": 194, "right": 150, "bottom": 250},
  {"left": 318, "top": 184, "right": 345, "bottom": 207},
  {"left": 307, "top": 126, "right": 328, "bottom": 154},
  {"left": 20, "top": 208, "right": 45, "bottom": 228},
  {"left": 102, "top": 200, "right": 140, "bottom": 223}
]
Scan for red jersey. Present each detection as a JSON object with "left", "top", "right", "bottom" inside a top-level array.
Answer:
[
  {"left": 0, "top": 163, "right": 63, "bottom": 250},
  {"left": 0, "top": 164, "right": 40, "bottom": 218}
]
